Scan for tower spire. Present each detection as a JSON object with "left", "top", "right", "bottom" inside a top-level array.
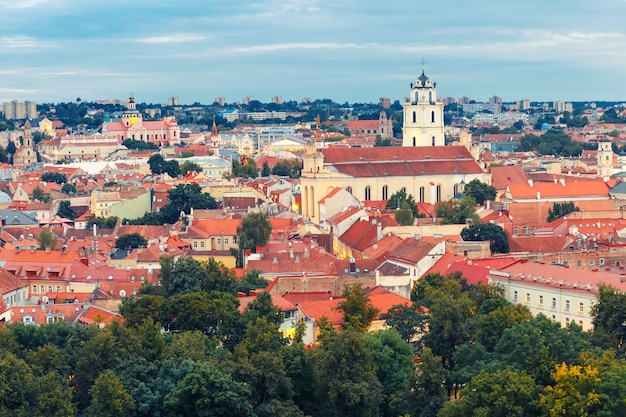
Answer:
[{"left": 421, "top": 57, "right": 426, "bottom": 74}]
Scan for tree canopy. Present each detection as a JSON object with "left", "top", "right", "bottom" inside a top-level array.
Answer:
[
  {"left": 463, "top": 179, "right": 496, "bottom": 205},
  {"left": 460, "top": 222, "right": 510, "bottom": 253}
]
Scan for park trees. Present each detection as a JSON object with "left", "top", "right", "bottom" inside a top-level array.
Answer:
[
  {"left": 385, "top": 189, "right": 419, "bottom": 218},
  {"left": 56, "top": 200, "right": 75, "bottom": 220}
]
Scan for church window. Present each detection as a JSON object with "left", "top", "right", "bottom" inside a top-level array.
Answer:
[
  {"left": 431, "top": 111, "right": 435, "bottom": 123},
  {"left": 436, "top": 185, "right": 441, "bottom": 202},
  {"left": 365, "top": 186, "right": 371, "bottom": 201},
  {"left": 382, "top": 185, "right": 388, "bottom": 200},
  {"left": 429, "top": 91, "right": 432, "bottom": 102},
  {"left": 413, "top": 137, "right": 416, "bottom": 147},
  {"left": 432, "top": 136, "right": 436, "bottom": 146},
  {"left": 419, "top": 186, "right": 425, "bottom": 203},
  {"left": 412, "top": 112, "right": 416, "bottom": 123}
]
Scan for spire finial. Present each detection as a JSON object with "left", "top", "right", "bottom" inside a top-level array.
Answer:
[{"left": 421, "top": 57, "right": 426, "bottom": 74}]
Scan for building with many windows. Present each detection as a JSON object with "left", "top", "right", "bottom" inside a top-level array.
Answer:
[
  {"left": 1, "top": 100, "right": 38, "bottom": 120},
  {"left": 488, "top": 259, "right": 626, "bottom": 331}
]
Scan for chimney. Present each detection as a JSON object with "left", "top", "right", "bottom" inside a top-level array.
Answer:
[
  {"left": 536, "top": 191, "right": 541, "bottom": 200},
  {"left": 289, "top": 246, "right": 294, "bottom": 259},
  {"left": 377, "top": 221, "right": 382, "bottom": 241},
  {"left": 528, "top": 179, "right": 534, "bottom": 187},
  {"left": 560, "top": 178, "right": 565, "bottom": 186}
]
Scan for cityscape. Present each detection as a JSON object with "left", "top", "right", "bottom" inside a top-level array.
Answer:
[{"left": 0, "top": 63, "right": 625, "bottom": 415}]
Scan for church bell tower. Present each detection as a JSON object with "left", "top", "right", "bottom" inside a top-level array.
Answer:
[{"left": 402, "top": 61, "right": 445, "bottom": 147}]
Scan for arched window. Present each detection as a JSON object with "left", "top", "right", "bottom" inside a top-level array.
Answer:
[
  {"left": 431, "top": 110, "right": 435, "bottom": 123},
  {"left": 432, "top": 136, "right": 436, "bottom": 146},
  {"left": 346, "top": 186, "right": 352, "bottom": 195},
  {"left": 412, "top": 111, "right": 416, "bottom": 123},
  {"left": 436, "top": 185, "right": 442, "bottom": 202},
  {"left": 413, "top": 137, "right": 416, "bottom": 146},
  {"left": 365, "top": 186, "right": 371, "bottom": 201},
  {"left": 429, "top": 91, "right": 432, "bottom": 102},
  {"left": 419, "top": 186, "right": 425, "bottom": 203},
  {"left": 382, "top": 185, "right": 388, "bottom": 200}
]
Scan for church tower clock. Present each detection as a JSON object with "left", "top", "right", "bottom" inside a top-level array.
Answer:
[{"left": 402, "top": 62, "right": 445, "bottom": 147}]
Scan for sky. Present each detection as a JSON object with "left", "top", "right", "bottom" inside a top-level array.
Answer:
[{"left": 2, "top": 0, "right": 626, "bottom": 105}]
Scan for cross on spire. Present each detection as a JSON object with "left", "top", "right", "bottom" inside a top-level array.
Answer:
[{"left": 421, "top": 57, "right": 426, "bottom": 74}]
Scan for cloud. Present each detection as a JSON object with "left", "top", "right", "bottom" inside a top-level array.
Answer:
[
  {"left": 0, "top": 0, "right": 55, "bottom": 9},
  {"left": 1, "top": 36, "right": 43, "bottom": 48},
  {"left": 231, "top": 42, "right": 362, "bottom": 53},
  {"left": 136, "top": 33, "right": 207, "bottom": 44}
]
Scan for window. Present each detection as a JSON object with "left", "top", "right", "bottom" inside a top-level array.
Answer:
[
  {"left": 599, "top": 258, "right": 605, "bottom": 266},
  {"left": 436, "top": 185, "right": 441, "bottom": 202},
  {"left": 365, "top": 186, "right": 371, "bottom": 201},
  {"left": 382, "top": 185, "right": 388, "bottom": 201},
  {"left": 47, "top": 317, "right": 54, "bottom": 324},
  {"left": 413, "top": 137, "right": 416, "bottom": 146},
  {"left": 40, "top": 285, "right": 44, "bottom": 293},
  {"left": 193, "top": 242, "right": 197, "bottom": 248},
  {"left": 579, "top": 302, "right": 584, "bottom": 313},
  {"left": 565, "top": 300, "right": 570, "bottom": 311},
  {"left": 200, "top": 242, "right": 205, "bottom": 248},
  {"left": 566, "top": 317, "right": 570, "bottom": 325},
  {"left": 552, "top": 315, "right": 556, "bottom": 322},
  {"left": 589, "top": 259, "right": 595, "bottom": 266},
  {"left": 224, "top": 239, "right": 229, "bottom": 245},
  {"left": 419, "top": 186, "right": 425, "bottom": 203},
  {"left": 432, "top": 136, "right": 436, "bottom": 146},
  {"left": 539, "top": 295, "right": 543, "bottom": 306},
  {"left": 233, "top": 237, "right": 237, "bottom": 244},
  {"left": 431, "top": 111, "right": 435, "bottom": 123},
  {"left": 577, "top": 260, "right": 582, "bottom": 267},
  {"left": 217, "top": 239, "right": 221, "bottom": 245},
  {"left": 56, "top": 286, "right": 61, "bottom": 292},
  {"left": 412, "top": 111, "right": 416, "bottom": 123},
  {"left": 523, "top": 226, "right": 528, "bottom": 235},
  {"left": 525, "top": 293, "right": 530, "bottom": 303},
  {"left": 513, "top": 227, "right": 519, "bottom": 236},
  {"left": 32, "top": 286, "right": 37, "bottom": 293},
  {"left": 48, "top": 286, "right": 52, "bottom": 293},
  {"left": 552, "top": 297, "right": 557, "bottom": 308},
  {"left": 513, "top": 291, "right": 518, "bottom": 302}
]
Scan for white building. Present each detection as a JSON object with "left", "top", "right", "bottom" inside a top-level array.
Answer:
[
  {"left": 488, "top": 260, "right": 626, "bottom": 331},
  {"left": 402, "top": 65, "right": 445, "bottom": 147}
]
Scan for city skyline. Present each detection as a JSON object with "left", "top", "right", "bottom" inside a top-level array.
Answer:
[{"left": 2, "top": 0, "right": 626, "bottom": 105}]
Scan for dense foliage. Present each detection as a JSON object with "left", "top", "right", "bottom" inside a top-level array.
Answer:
[{"left": 2, "top": 260, "right": 626, "bottom": 417}]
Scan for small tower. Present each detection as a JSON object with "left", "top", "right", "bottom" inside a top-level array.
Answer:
[
  {"left": 122, "top": 95, "right": 142, "bottom": 128},
  {"left": 402, "top": 60, "right": 445, "bottom": 147},
  {"left": 210, "top": 119, "right": 220, "bottom": 148},
  {"left": 597, "top": 137, "right": 613, "bottom": 179}
]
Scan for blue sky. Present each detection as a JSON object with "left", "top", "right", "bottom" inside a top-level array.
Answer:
[{"left": 2, "top": 0, "right": 626, "bottom": 105}]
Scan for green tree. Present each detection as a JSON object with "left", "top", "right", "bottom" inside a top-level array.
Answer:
[
  {"left": 236, "top": 212, "right": 272, "bottom": 256},
  {"left": 86, "top": 370, "right": 136, "bottom": 417},
  {"left": 367, "top": 329, "right": 415, "bottom": 417},
  {"left": 180, "top": 160, "right": 203, "bottom": 175},
  {"left": 41, "top": 172, "right": 67, "bottom": 184},
  {"left": 439, "top": 368, "right": 542, "bottom": 417},
  {"left": 380, "top": 303, "right": 425, "bottom": 343},
  {"left": 147, "top": 153, "right": 167, "bottom": 174},
  {"left": 160, "top": 183, "right": 217, "bottom": 224},
  {"left": 61, "top": 183, "right": 76, "bottom": 195},
  {"left": 243, "top": 292, "right": 283, "bottom": 328},
  {"left": 0, "top": 352, "right": 35, "bottom": 417},
  {"left": 395, "top": 201, "right": 415, "bottom": 226},
  {"left": 547, "top": 201, "right": 580, "bottom": 222},
  {"left": 163, "top": 362, "right": 255, "bottom": 417},
  {"left": 386, "top": 189, "right": 419, "bottom": 218},
  {"left": 160, "top": 255, "right": 205, "bottom": 297},
  {"left": 37, "top": 228, "right": 58, "bottom": 251},
  {"left": 596, "top": 364, "right": 626, "bottom": 417},
  {"left": 261, "top": 161, "right": 271, "bottom": 177},
  {"left": 436, "top": 196, "right": 479, "bottom": 224},
  {"left": 313, "top": 329, "right": 383, "bottom": 417},
  {"left": 463, "top": 179, "right": 496, "bottom": 205},
  {"left": 337, "top": 283, "right": 379, "bottom": 332},
  {"left": 591, "top": 284, "right": 626, "bottom": 355},
  {"left": 56, "top": 200, "right": 75, "bottom": 219},
  {"left": 115, "top": 233, "right": 148, "bottom": 249},
  {"left": 33, "top": 372, "right": 76, "bottom": 417},
  {"left": 411, "top": 348, "right": 449, "bottom": 417},
  {"left": 119, "top": 295, "right": 166, "bottom": 328},
  {"left": 234, "top": 270, "right": 269, "bottom": 295},
  {"left": 460, "top": 222, "right": 510, "bottom": 253}
]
